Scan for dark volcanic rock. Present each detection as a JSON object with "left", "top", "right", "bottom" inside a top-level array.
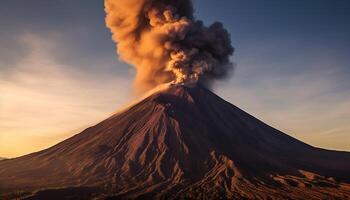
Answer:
[{"left": 0, "top": 85, "right": 350, "bottom": 199}]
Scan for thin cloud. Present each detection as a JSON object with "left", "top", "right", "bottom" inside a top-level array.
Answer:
[
  {"left": 0, "top": 33, "right": 132, "bottom": 158},
  {"left": 217, "top": 67, "right": 350, "bottom": 151}
]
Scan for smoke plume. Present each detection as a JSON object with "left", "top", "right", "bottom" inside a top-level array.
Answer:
[{"left": 105, "top": 0, "right": 234, "bottom": 93}]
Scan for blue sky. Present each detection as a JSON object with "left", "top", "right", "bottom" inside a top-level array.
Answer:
[{"left": 0, "top": 0, "right": 349, "bottom": 157}]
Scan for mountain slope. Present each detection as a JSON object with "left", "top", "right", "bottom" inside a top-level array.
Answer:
[{"left": 0, "top": 85, "right": 349, "bottom": 199}]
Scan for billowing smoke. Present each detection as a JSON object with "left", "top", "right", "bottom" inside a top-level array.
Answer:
[{"left": 105, "top": 0, "right": 234, "bottom": 93}]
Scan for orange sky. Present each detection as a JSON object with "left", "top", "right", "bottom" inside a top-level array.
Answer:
[
  {"left": 1, "top": 34, "right": 350, "bottom": 158},
  {"left": 1, "top": 1, "right": 350, "bottom": 158}
]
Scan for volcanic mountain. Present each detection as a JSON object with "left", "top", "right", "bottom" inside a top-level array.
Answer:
[{"left": 1, "top": 85, "right": 350, "bottom": 199}]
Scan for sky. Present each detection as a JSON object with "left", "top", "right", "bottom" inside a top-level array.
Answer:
[{"left": 0, "top": 0, "right": 349, "bottom": 158}]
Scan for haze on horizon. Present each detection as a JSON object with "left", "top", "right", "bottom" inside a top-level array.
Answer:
[{"left": 1, "top": 0, "right": 350, "bottom": 158}]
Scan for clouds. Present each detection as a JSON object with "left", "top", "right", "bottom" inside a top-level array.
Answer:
[
  {"left": 211, "top": 28, "right": 350, "bottom": 152},
  {"left": 0, "top": 0, "right": 118, "bottom": 75},
  {"left": 217, "top": 64, "right": 350, "bottom": 151},
  {"left": 0, "top": 1, "right": 134, "bottom": 158},
  {"left": 0, "top": 33, "right": 132, "bottom": 158}
]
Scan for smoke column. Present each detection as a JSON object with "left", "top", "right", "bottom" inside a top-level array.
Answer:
[{"left": 105, "top": 0, "right": 234, "bottom": 93}]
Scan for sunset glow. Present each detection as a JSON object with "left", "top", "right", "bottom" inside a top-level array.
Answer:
[{"left": 1, "top": 1, "right": 349, "bottom": 158}]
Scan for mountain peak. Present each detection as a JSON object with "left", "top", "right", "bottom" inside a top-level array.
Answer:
[
  {"left": 150, "top": 84, "right": 197, "bottom": 103},
  {"left": 1, "top": 84, "right": 350, "bottom": 199}
]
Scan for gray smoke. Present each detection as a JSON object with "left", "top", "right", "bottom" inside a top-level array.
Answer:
[{"left": 105, "top": 0, "right": 234, "bottom": 93}]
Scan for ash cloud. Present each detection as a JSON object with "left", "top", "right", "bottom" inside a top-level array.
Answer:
[{"left": 105, "top": 0, "right": 234, "bottom": 93}]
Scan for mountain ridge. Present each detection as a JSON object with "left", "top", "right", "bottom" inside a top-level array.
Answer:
[{"left": 1, "top": 85, "right": 350, "bottom": 199}]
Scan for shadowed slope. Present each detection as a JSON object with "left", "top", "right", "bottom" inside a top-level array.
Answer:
[{"left": 0, "top": 85, "right": 349, "bottom": 199}]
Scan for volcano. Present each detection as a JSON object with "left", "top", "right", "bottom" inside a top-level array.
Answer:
[{"left": 1, "top": 85, "right": 350, "bottom": 199}]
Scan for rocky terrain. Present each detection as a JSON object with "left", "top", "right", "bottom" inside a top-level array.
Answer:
[{"left": 1, "top": 85, "right": 349, "bottom": 199}]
